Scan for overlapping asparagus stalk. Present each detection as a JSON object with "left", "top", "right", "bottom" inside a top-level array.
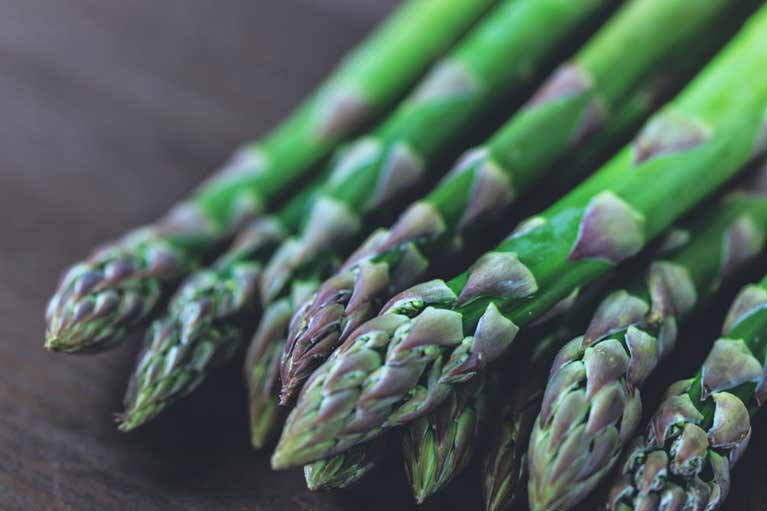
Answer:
[
  {"left": 607, "top": 273, "right": 767, "bottom": 511},
  {"left": 527, "top": 183, "right": 767, "bottom": 510},
  {"left": 270, "top": 14, "right": 767, "bottom": 468},
  {"left": 43, "top": 0, "right": 494, "bottom": 353},
  {"left": 118, "top": 178, "right": 321, "bottom": 430},
  {"left": 255, "top": 0, "right": 609, "bottom": 405},
  {"left": 481, "top": 330, "right": 573, "bottom": 511},
  {"left": 402, "top": 373, "right": 490, "bottom": 503},
  {"left": 279, "top": 0, "right": 735, "bottom": 403},
  {"left": 304, "top": 437, "right": 388, "bottom": 491}
]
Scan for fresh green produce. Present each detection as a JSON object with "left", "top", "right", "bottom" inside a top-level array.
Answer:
[
  {"left": 118, "top": 179, "right": 321, "bottom": 431},
  {"left": 403, "top": 374, "right": 489, "bottom": 503},
  {"left": 304, "top": 438, "right": 387, "bottom": 491},
  {"left": 279, "top": 0, "right": 735, "bottom": 404},
  {"left": 241, "top": 0, "right": 607, "bottom": 446},
  {"left": 607, "top": 273, "right": 767, "bottom": 511},
  {"left": 527, "top": 184, "right": 767, "bottom": 511},
  {"left": 270, "top": 14, "right": 767, "bottom": 468},
  {"left": 481, "top": 329, "right": 574, "bottom": 511},
  {"left": 261, "top": 0, "right": 609, "bottom": 404},
  {"left": 43, "top": 0, "right": 494, "bottom": 353}
]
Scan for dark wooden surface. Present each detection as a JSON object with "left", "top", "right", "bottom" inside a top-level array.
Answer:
[{"left": 1, "top": 2, "right": 766, "bottom": 510}]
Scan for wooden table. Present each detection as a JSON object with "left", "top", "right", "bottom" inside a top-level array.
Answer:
[{"left": 1, "top": 2, "right": 765, "bottom": 510}]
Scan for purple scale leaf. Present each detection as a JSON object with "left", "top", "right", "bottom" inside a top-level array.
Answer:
[
  {"left": 365, "top": 143, "right": 425, "bottom": 211},
  {"left": 379, "top": 202, "right": 447, "bottom": 252},
  {"left": 569, "top": 191, "right": 646, "bottom": 265},
  {"left": 650, "top": 395, "right": 703, "bottom": 446},
  {"left": 454, "top": 251, "right": 537, "bottom": 306},
  {"left": 625, "top": 326, "right": 659, "bottom": 386},
  {"left": 381, "top": 279, "right": 456, "bottom": 315},
  {"left": 669, "top": 423, "right": 708, "bottom": 477},
  {"left": 583, "top": 290, "right": 648, "bottom": 346},
  {"left": 722, "top": 284, "right": 767, "bottom": 333},
  {"left": 584, "top": 338, "right": 630, "bottom": 400},
  {"left": 700, "top": 338, "right": 762, "bottom": 399},
  {"left": 708, "top": 392, "right": 751, "bottom": 464},
  {"left": 633, "top": 111, "right": 711, "bottom": 165},
  {"left": 648, "top": 261, "right": 697, "bottom": 318},
  {"left": 456, "top": 155, "right": 514, "bottom": 230},
  {"left": 409, "top": 59, "right": 479, "bottom": 105},
  {"left": 315, "top": 85, "right": 369, "bottom": 140}
]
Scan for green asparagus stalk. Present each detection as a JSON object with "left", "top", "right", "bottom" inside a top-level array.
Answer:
[
  {"left": 270, "top": 13, "right": 767, "bottom": 468},
  {"left": 280, "top": 0, "right": 736, "bottom": 404},
  {"left": 527, "top": 183, "right": 767, "bottom": 511},
  {"left": 607, "top": 273, "right": 767, "bottom": 511},
  {"left": 43, "top": 0, "right": 494, "bottom": 353},
  {"left": 482, "top": 380, "right": 544, "bottom": 511},
  {"left": 304, "top": 437, "right": 388, "bottom": 491},
  {"left": 263, "top": 0, "right": 610, "bottom": 404},
  {"left": 402, "top": 373, "right": 489, "bottom": 503},
  {"left": 118, "top": 181, "right": 321, "bottom": 431}
]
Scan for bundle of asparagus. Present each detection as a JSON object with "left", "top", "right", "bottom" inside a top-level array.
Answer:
[
  {"left": 272, "top": 5, "right": 767, "bottom": 469},
  {"left": 44, "top": 0, "right": 767, "bottom": 508},
  {"left": 44, "top": 0, "right": 495, "bottom": 353}
]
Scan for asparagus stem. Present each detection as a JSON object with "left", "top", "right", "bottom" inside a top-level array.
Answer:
[
  {"left": 527, "top": 181, "right": 767, "bottom": 510},
  {"left": 280, "top": 0, "right": 736, "bottom": 404},
  {"left": 271, "top": 11, "right": 767, "bottom": 469},
  {"left": 607, "top": 271, "right": 767, "bottom": 511},
  {"left": 44, "top": 0, "right": 494, "bottom": 353}
]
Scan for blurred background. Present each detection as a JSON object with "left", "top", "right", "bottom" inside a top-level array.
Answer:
[{"left": 0, "top": 2, "right": 765, "bottom": 510}]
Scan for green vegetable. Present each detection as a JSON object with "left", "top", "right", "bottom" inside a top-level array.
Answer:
[
  {"left": 280, "top": 0, "right": 734, "bottom": 404},
  {"left": 270, "top": 12, "right": 767, "bottom": 468},
  {"left": 44, "top": 0, "right": 495, "bottom": 353},
  {"left": 607, "top": 271, "right": 767, "bottom": 511},
  {"left": 528, "top": 186, "right": 767, "bottom": 510}
]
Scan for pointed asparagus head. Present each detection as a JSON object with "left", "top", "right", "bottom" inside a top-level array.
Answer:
[
  {"left": 280, "top": 201, "right": 448, "bottom": 404},
  {"left": 45, "top": 203, "right": 214, "bottom": 353}
]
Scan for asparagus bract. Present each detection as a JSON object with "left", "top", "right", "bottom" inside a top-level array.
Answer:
[
  {"left": 271, "top": 17, "right": 767, "bottom": 468},
  {"left": 402, "top": 374, "right": 489, "bottom": 503},
  {"left": 280, "top": 0, "right": 733, "bottom": 403},
  {"left": 118, "top": 182, "right": 318, "bottom": 431},
  {"left": 527, "top": 187, "right": 767, "bottom": 510},
  {"left": 44, "top": 0, "right": 494, "bottom": 353},
  {"left": 607, "top": 274, "right": 767, "bottom": 511}
]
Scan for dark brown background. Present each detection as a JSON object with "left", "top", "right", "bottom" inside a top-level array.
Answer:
[{"left": 1, "top": 2, "right": 766, "bottom": 510}]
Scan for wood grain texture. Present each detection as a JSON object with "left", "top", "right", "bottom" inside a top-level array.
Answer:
[{"left": 0, "top": 2, "right": 765, "bottom": 510}]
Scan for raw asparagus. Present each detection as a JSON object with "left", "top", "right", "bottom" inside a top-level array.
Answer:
[
  {"left": 304, "top": 438, "right": 387, "bottom": 491},
  {"left": 43, "top": 0, "right": 494, "bottom": 353},
  {"left": 117, "top": 179, "right": 320, "bottom": 431},
  {"left": 481, "top": 328, "right": 577, "bottom": 511},
  {"left": 280, "top": 0, "right": 734, "bottom": 403},
  {"left": 402, "top": 374, "right": 489, "bottom": 503},
  {"left": 270, "top": 16, "right": 767, "bottom": 468},
  {"left": 527, "top": 184, "right": 767, "bottom": 511},
  {"left": 607, "top": 274, "right": 767, "bottom": 511},
  {"left": 265, "top": 0, "right": 609, "bottom": 404}
]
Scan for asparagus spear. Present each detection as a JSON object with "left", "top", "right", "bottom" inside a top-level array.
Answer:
[
  {"left": 304, "top": 437, "right": 387, "bottom": 491},
  {"left": 402, "top": 373, "right": 490, "bottom": 503},
  {"left": 262, "top": 0, "right": 610, "bottom": 404},
  {"left": 270, "top": 15, "right": 767, "bottom": 468},
  {"left": 527, "top": 185, "right": 767, "bottom": 511},
  {"left": 117, "top": 178, "right": 321, "bottom": 431},
  {"left": 279, "top": 0, "right": 736, "bottom": 403},
  {"left": 606, "top": 274, "right": 767, "bottom": 511},
  {"left": 43, "top": 0, "right": 495, "bottom": 353}
]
